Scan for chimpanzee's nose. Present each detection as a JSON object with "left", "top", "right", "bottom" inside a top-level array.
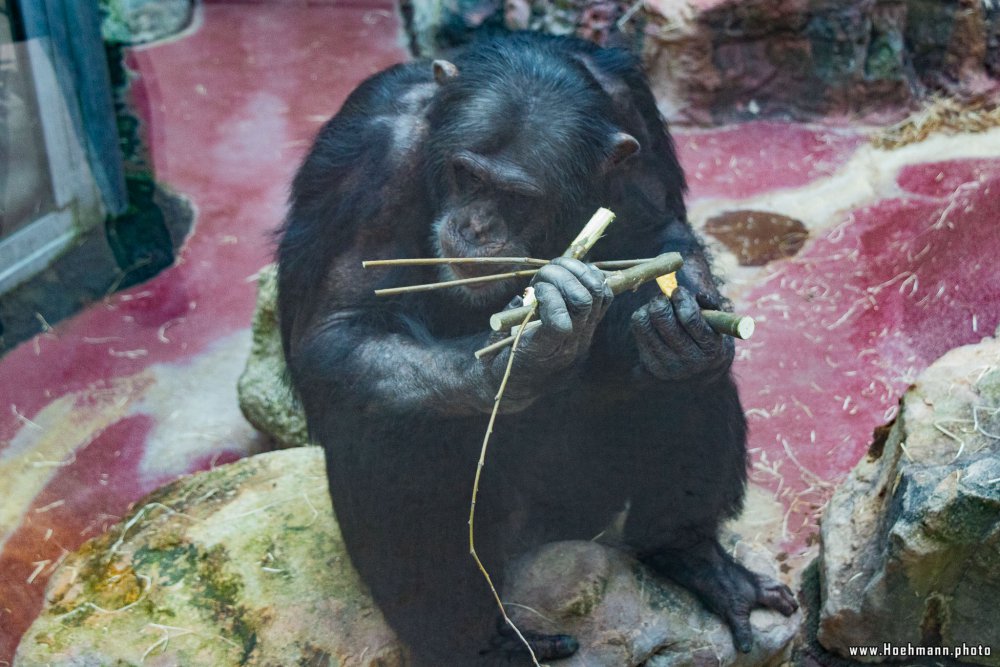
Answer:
[{"left": 458, "top": 215, "right": 492, "bottom": 244}]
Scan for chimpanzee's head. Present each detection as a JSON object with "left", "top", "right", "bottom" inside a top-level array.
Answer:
[{"left": 424, "top": 39, "right": 640, "bottom": 306}]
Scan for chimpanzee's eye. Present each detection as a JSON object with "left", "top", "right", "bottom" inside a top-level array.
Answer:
[
  {"left": 503, "top": 192, "right": 531, "bottom": 218},
  {"left": 454, "top": 165, "right": 485, "bottom": 192}
]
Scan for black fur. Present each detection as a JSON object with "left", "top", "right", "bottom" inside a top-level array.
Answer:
[{"left": 277, "top": 32, "right": 795, "bottom": 666}]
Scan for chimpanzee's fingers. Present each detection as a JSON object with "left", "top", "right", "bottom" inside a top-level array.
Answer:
[
  {"left": 533, "top": 281, "right": 573, "bottom": 336},
  {"left": 725, "top": 609, "right": 755, "bottom": 654},
  {"left": 548, "top": 258, "right": 613, "bottom": 303},
  {"left": 535, "top": 263, "right": 593, "bottom": 320},
  {"left": 671, "top": 287, "right": 718, "bottom": 351},
  {"left": 631, "top": 304, "right": 679, "bottom": 380},
  {"left": 695, "top": 291, "right": 722, "bottom": 311},
  {"left": 645, "top": 295, "right": 697, "bottom": 358},
  {"left": 549, "top": 257, "right": 613, "bottom": 327}
]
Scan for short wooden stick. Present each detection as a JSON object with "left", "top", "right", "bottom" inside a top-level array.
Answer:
[
  {"left": 489, "top": 253, "right": 684, "bottom": 331},
  {"left": 563, "top": 208, "right": 616, "bottom": 260},
  {"left": 701, "top": 310, "right": 755, "bottom": 340}
]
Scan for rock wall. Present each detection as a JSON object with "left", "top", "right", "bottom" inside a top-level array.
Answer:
[
  {"left": 405, "top": 0, "right": 1000, "bottom": 123},
  {"left": 818, "top": 333, "right": 1000, "bottom": 665},
  {"left": 643, "top": 0, "right": 1000, "bottom": 124}
]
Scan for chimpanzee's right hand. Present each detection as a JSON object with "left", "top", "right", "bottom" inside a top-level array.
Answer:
[{"left": 507, "top": 257, "right": 613, "bottom": 378}]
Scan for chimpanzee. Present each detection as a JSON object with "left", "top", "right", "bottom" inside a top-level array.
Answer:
[{"left": 277, "top": 32, "right": 797, "bottom": 666}]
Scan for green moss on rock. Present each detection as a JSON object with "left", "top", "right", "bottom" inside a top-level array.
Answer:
[{"left": 237, "top": 264, "right": 310, "bottom": 449}]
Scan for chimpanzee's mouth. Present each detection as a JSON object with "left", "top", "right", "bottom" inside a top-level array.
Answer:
[
  {"left": 448, "top": 261, "right": 513, "bottom": 282},
  {"left": 439, "top": 264, "right": 520, "bottom": 304}
]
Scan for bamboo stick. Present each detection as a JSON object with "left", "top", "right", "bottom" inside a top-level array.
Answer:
[
  {"left": 701, "top": 310, "right": 755, "bottom": 340},
  {"left": 370, "top": 260, "right": 656, "bottom": 296},
  {"left": 489, "top": 253, "right": 684, "bottom": 331}
]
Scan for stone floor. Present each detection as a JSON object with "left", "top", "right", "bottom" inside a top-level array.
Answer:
[{"left": 1, "top": 0, "right": 998, "bottom": 661}]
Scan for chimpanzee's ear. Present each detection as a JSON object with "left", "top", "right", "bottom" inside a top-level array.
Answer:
[
  {"left": 433, "top": 60, "right": 459, "bottom": 84},
  {"left": 605, "top": 132, "right": 640, "bottom": 169}
]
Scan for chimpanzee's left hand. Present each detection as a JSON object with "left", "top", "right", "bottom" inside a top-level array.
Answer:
[{"left": 630, "top": 287, "right": 734, "bottom": 384}]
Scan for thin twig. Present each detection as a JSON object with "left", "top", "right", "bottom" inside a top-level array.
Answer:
[
  {"left": 469, "top": 307, "right": 541, "bottom": 667},
  {"left": 363, "top": 257, "right": 654, "bottom": 270},
  {"left": 464, "top": 209, "right": 617, "bottom": 665},
  {"left": 373, "top": 260, "right": 657, "bottom": 296},
  {"left": 363, "top": 257, "right": 550, "bottom": 268},
  {"left": 375, "top": 269, "right": 539, "bottom": 296},
  {"left": 475, "top": 321, "right": 542, "bottom": 359}
]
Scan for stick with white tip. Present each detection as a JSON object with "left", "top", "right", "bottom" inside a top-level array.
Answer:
[{"left": 655, "top": 271, "right": 755, "bottom": 341}]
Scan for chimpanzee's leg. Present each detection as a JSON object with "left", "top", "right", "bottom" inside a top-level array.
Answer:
[
  {"left": 617, "top": 377, "right": 797, "bottom": 653},
  {"left": 322, "top": 419, "right": 500, "bottom": 666},
  {"left": 323, "top": 415, "right": 580, "bottom": 667}
]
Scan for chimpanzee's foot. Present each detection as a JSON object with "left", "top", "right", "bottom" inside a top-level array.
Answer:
[
  {"left": 483, "top": 620, "right": 579, "bottom": 662},
  {"left": 643, "top": 540, "right": 798, "bottom": 653}
]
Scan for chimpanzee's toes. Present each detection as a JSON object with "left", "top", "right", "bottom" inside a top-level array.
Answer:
[
  {"left": 756, "top": 575, "right": 798, "bottom": 616},
  {"left": 726, "top": 575, "right": 797, "bottom": 652},
  {"left": 486, "top": 622, "right": 579, "bottom": 661},
  {"left": 527, "top": 632, "right": 579, "bottom": 660},
  {"left": 642, "top": 540, "right": 798, "bottom": 655},
  {"left": 721, "top": 602, "right": 755, "bottom": 654}
]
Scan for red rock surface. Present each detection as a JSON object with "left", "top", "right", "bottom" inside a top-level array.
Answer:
[{"left": 2, "top": 2, "right": 999, "bottom": 661}]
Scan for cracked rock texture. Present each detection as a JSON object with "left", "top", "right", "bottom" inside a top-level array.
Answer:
[
  {"left": 818, "top": 333, "right": 1000, "bottom": 666},
  {"left": 14, "top": 447, "right": 405, "bottom": 667},
  {"left": 642, "top": 0, "right": 1000, "bottom": 123}
]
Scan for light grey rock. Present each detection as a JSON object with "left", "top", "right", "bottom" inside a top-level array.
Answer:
[
  {"left": 818, "top": 335, "right": 1000, "bottom": 666},
  {"left": 16, "top": 448, "right": 798, "bottom": 666},
  {"left": 237, "top": 263, "right": 310, "bottom": 449},
  {"left": 507, "top": 539, "right": 801, "bottom": 667},
  {"left": 100, "top": 0, "right": 193, "bottom": 45}
]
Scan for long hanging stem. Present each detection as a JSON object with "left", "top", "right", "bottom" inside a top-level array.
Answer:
[{"left": 468, "top": 306, "right": 540, "bottom": 667}]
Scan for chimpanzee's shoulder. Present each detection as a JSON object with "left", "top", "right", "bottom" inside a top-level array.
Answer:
[{"left": 336, "top": 59, "right": 437, "bottom": 118}]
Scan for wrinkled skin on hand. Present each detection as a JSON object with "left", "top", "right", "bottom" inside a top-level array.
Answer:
[
  {"left": 631, "top": 287, "right": 735, "bottom": 385},
  {"left": 485, "top": 259, "right": 614, "bottom": 400}
]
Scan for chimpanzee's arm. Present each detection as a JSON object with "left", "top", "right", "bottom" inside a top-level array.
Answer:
[{"left": 287, "top": 258, "right": 613, "bottom": 418}]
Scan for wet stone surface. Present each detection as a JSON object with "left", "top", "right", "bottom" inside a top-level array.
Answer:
[{"left": 704, "top": 210, "right": 809, "bottom": 266}]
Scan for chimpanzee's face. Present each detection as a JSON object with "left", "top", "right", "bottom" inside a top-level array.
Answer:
[
  {"left": 425, "top": 59, "right": 641, "bottom": 307},
  {"left": 431, "top": 148, "right": 560, "bottom": 306}
]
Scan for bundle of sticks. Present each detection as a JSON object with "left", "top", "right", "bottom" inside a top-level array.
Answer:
[{"left": 363, "top": 208, "right": 755, "bottom": 358}]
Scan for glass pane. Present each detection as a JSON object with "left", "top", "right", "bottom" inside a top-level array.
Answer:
[{"left": 0, "top": 0, "right": 57, "bottom": 239}]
